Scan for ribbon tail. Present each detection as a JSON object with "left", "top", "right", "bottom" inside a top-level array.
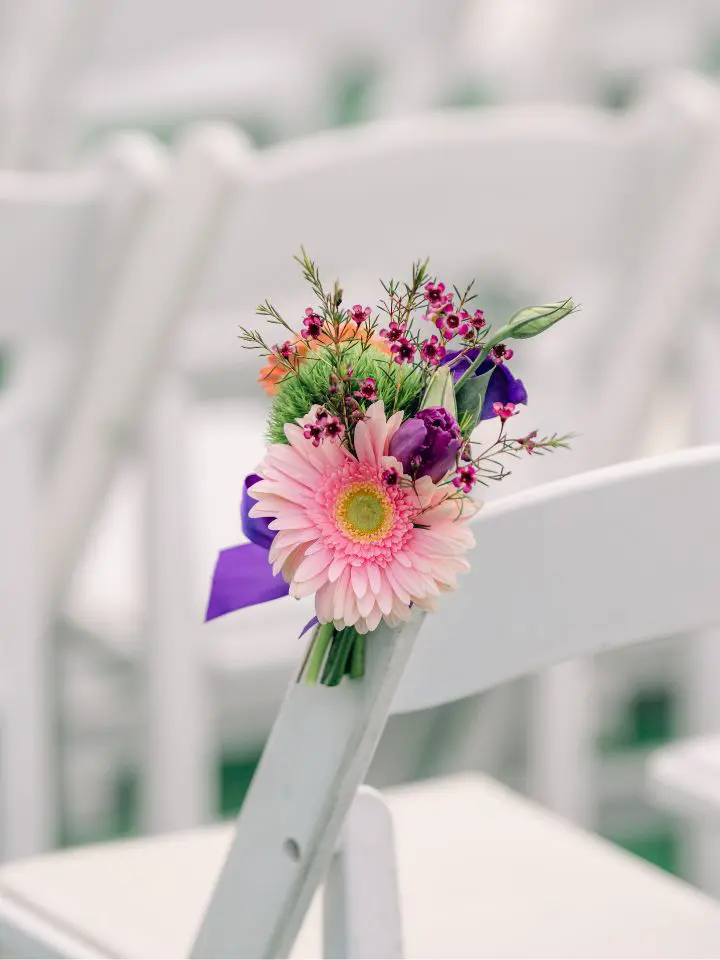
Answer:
[
  {"left": 300, "top": 616, "right": 319, "bottom": 638},
  {"left": 205, "top": 542, "right": 290, "bottom": 621}
]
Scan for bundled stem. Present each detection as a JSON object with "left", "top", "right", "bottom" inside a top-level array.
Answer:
[{"left": 303, "top": 623, "right": 366, "bottom": 686}]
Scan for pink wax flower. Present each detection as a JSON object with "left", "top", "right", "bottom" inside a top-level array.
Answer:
[
  {"left": 420, "top": 335, "right": 446, "bottom": 366},
  {"left": 301, "top": 308, "right": 324, "bottom": 340},
  {"left": 493, "top": 402, "right": 519, "bottom": 421},
  {"left": 390, "top": 337, "right": 416, "bottom": 365},
  {"left": 350, "top": 304, "right": 371, "bottom": 325},
  {"left": 452, "top": 464, "right": 477, "bottom": 494}
]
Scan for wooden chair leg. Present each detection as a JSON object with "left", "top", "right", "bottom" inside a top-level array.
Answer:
[
  {"left": 0, "top": 400, "right": 55, "bottom": 858},
  {"left": 324, "top": 785, "right": 403, "bottom": 959}
]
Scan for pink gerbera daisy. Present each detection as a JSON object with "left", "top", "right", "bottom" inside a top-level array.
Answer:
[{"left": 249, "top": 401, "right": 478, "bottom": 634}]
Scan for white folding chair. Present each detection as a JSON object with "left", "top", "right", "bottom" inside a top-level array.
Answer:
[
  {"left": 465, "top": 0, "right": 720, "bottom": 108},
  {"left": 163, "top": 82, "right": 720, "bottom": 833},
  {"left": 0, "top": 0, "right": 470, "bottom": 168},
  {"left": 0, "top": 134, "right": 166, "bottom": 859},
  {"left": 0, "top": 446, "right": 718, "bottom": 958},
  {"left": 53, "top": 81, "right": 720, "bottom": 841}
]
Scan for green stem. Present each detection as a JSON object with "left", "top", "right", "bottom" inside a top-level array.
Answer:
[
  {"left": 453, "top": 341, "right": 493, "bottom": 392},
  {"left": 322, "top": 628, "right": 356, "bottom": 687},
  {"left": 304, "top": 622, "right": 334, "bottom": 685},
  {"left": 453, "top": 322, "right": 514, "bottom": 392},
  {"left": 348, "top": 632, "right": 365, "bottom": 680}
]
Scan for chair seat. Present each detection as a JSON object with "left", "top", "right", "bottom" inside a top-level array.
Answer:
[
  {"left": 648, "top": 735, "right": 720, "bottom": 822},
  {"left": 2, "top": 773, "right": 720, "bottom": 959}
]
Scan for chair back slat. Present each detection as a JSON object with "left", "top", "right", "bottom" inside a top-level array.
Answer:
[
  {"left": 191, "top": 614, "right": 423, "bottom": 959},
  {"left": 393, "top": 446, "right": 720, "bottom": 714}
]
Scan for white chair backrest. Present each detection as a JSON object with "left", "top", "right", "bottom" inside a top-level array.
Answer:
[
  {"left": 467, "top": 0, "right": 720, "bottom": 106},
  {"left": 185, "top": 105, "right": 661, "bottom": 341},
  {"left": 0, "top": 133, "right": 164, "bottom": 859},
  {"left": 87, "top": 0, "right": 458, "bottom": 67},
  {"left": 394, "top": 445, "right": 720, "bottom": 713},
  {"left": 0, "top": 0, "right": 469, "bottom": 167},
  {"left": 192, "top": 445, "right": 720, "bottom": 958},
  {"left": 0, "top": 131, "right": 165, "bottom": 437},
  {"left": 177, "top": 86, "right": 710, "bottom": 460},
  {"left": 42, "top": 124, "right": 251, "bottom": 612}
]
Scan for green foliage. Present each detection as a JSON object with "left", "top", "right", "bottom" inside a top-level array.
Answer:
[
  {"left": 420, "top": 366, "right": 457, "bottom": 418},
  {"left": 267, "top": 343, "right": 424, "bottom": 444},
  {"left": 455, "top": 368, "right": 493, "bottom": 434},
  {"left": 500, "top": 299, "right": 577, "bottom": 341},
  {"left": 458, "top": 408, "right": 477, "bottom": 439}
]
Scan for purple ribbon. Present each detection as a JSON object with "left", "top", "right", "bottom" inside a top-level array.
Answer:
[
  {"left": 205, "top": 474, "right": 290, "bottom": 621},
  {"left": 204, "top": 474, "right": 320, "bottom": 638}
]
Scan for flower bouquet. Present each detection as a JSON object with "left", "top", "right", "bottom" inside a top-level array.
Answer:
[{"left": 206, "top": 251, "right": 575, "bottom": 686}]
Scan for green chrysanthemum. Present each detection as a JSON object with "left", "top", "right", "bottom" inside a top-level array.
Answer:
[{"left": 267, "top": 342, "right": 424, "bottom": 445}]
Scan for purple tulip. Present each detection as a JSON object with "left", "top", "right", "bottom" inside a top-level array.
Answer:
[
  {"left": 389, "top": 406, "right": 462, "bottom": 482},
  {"left": 440, "top": 348, "right": 527, "bottom": 421}
]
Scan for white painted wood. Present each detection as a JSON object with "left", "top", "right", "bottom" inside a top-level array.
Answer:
[
  {"left": 323, "top": 786, "right": 403, "bottom": 959},
  {"left": 649, "top": 737, "right": 720, "bottom": 824},
  {"left": 587, "top": 72, "right": 720, "bottom": 467},
  {"left": 0, "top": 0, "right": 101, "bottom": 168},
  {"left": 0, "top": 888, "right": 99, "bottom": 959},
  {"left": 141, "top": 376, "right": 213, "bottom": 833},
  {"left": 43, "top": 122, "right": 254, "bottom": 614},
  {"left": 668, "top": 312, "right": 720, "bottom": 896},
  {"left": 0, "top": 451, "right": 719, "bottom": 955},
  {"left": 0, "top": 398, "right": 54, "bottom": 859},
  {"left": 524, "top": 70, "right": 720, "bottom": 833},
  {"left": 180, "top": 102, "right": 660, "bottom": 394},
  {"left": 46, "top": 131, "right": 168, "bottom": 457},
  {"left": 0, "top": 137, "right": 166, "bottom": 858},
  {"left": 527, "top": 659, "right": 596, "bottom": 827},
  {"left": 190, "top": 613, "right": 424, "bottom": 959},
  {"left": 6, "top": 774, "right": 720, "bottom": 958},
  {"left": 466, "top": 0, "right": 720, "bottom": 108},
  {"left": 393, "top": 446, "right": 720, "bottom": 714}
]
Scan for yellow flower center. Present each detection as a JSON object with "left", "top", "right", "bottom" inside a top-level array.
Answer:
[{"left": 335, "top": 482, "right": 393, "bottom": 542}]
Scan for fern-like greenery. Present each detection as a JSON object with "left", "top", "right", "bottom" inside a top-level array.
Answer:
[{"left": 267, "top": 343, "right": 425, "bottom": 445}]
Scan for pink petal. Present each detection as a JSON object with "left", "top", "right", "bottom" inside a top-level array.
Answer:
[
  {"left": 342, "top": 589, "right": 360, "bottom": 627},
  {"left": 365, "top": 605, "right": 383, "bottom": 631},
  {"left": 328, "top": 556, "right": 348, "bottom": 583},
  {"left": 383, "top": 566, "right": 411, "bottom": 606},
  {"left": 294, "top": 549, "right": 332, "bottom": 583},
  {"left": 315, "top": 582, "right": 335, "bottom": 623},
  {"left": 384, "top": 410, "right": 405, "bottom": 449},
  {"left": 333, "top": 568, "right": 351, "bottom": 621},
  {"left": 350, "top": 564, "right": 368, "bottom": 599},
  {"left": 367, "top": 564, "right": 381, "bottom": 595},
  {"left": 269, "top": 512, "right": 315, "bottom": 531},
  {"left": 282, "top": 545, "right": 308, "bottom": 581},
  {"left": 357, "top": 589, "right": 376, "bottom": 619},
  {"left": 353, "top": 400, "right": 388, "bottom": 467},
  {"left": 375, "top": 574, "right": 394, "bottom": 615},
  {"left": 389, "top": 561, "right": 423, "bottom": 596},
  {"left": 291, "top": 570, "right": 330, "bottom": 598}
]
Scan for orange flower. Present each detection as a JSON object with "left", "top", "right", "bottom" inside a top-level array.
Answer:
[{"left": 258, "top": 324, "right": 390, "bottom": 396}]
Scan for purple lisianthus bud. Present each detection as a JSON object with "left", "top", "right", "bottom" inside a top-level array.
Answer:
[
  {"left": 389, "top": 406, "right": 462, "bottom": 482},
  {"left": 440, "top": 348, "right": 528, "bottom": 421}
]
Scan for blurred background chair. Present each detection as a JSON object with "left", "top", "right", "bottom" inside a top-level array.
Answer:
[
  {"left": 0, "top": 133, "right": 165, "bottom": 858},
  {"left": 1, "top": 0, "right": 720, "bottom": 936},
  {"left": 0, "top": 0, "right": 471, "bottom": 169}
]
